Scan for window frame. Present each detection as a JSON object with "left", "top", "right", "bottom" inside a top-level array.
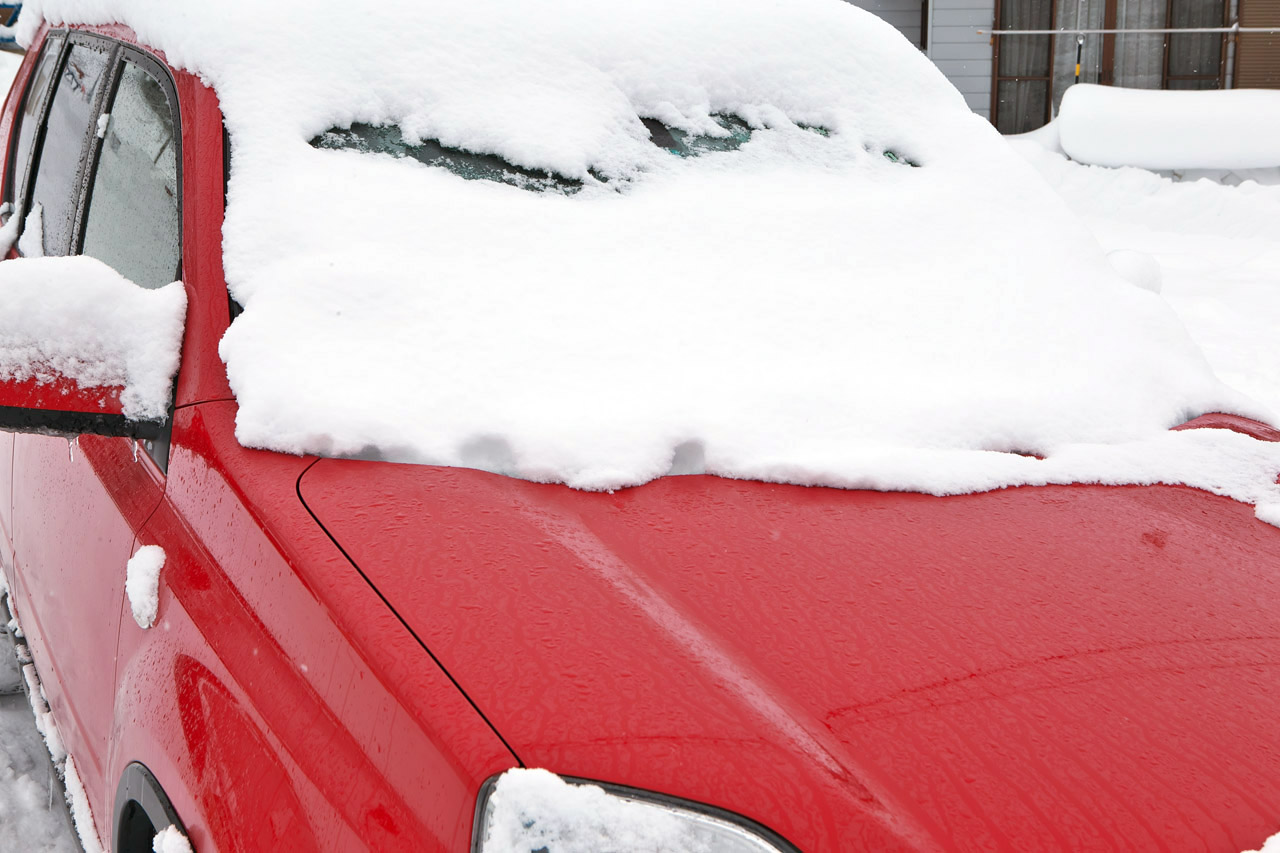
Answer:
[
  {"left": 74, "top": 43, "right": 184, "bottom": 277},
  {"left": 20, "top": 31, "right": 119, "bottom": 257},
  {"left": 14, "top": 29, "right": 186, "bottom": 470},
  {"left": 1161, "top": 0, "right": 1230, "bottom": 89},
  {"left": 989, "top": 0, "right": 1059, "bottom": 134},
  {"left": 3, "top": 32, "right": 68, "bottom": 219}
]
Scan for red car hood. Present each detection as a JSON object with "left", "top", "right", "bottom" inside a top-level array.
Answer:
[{"left": 299, "top": 461, "right": 1280, "bottom": 852}]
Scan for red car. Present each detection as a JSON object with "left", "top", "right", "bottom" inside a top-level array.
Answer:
[{"left": 1, "top": 17, "right": 1279, "bottom": 853}]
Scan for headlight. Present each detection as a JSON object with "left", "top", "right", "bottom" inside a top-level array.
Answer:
[{"left": 473, "top": 769, "right": 795, "bottom": 853}]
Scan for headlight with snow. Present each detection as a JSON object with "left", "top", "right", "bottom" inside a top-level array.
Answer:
[{"left": 473, "top": 769, "right": 797, "bottom": 853}]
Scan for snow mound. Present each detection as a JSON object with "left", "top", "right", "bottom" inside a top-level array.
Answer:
[
  {"left": 1107, "top": 249, "right": 1161, "bottom": 293},
  {"left": 63, "top": 756, "right": 103, "bottom": 853},
  {"left": 1059, "top": 84, "right": 1280, "bottom": 171},
  {"left": 125, "top": 545, "right": 165, "bottom": 630},
  {"left": 0, "top": 256, "right": 185, "bottom": 421},
  {"left": 152, "top": 825, "right": 192, "bottom": 853},
  {"left": 12, "top": 2, "right": 1280, "bottom": 513}
]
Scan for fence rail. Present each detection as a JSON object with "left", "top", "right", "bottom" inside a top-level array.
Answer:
[{"left": 980, "top": 24, "right": 1280, "bottom": 34}]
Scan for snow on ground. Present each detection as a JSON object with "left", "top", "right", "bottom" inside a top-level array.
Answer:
[
  {"left": 1010, "top": 132, "right": 1280, "bottom": 420},
  {"left": 0, "top": 688, "right": 77, "bottom": 852}
]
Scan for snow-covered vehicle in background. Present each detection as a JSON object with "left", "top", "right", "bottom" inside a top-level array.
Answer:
[{"left": 0, "top": 1, "right": 1278, "bottom": 851}]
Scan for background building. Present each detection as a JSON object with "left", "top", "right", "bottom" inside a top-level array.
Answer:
[{"left": 851, "top": 0, "right": 1280, "bottom": 132}]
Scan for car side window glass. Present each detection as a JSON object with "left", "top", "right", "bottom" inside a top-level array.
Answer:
[
  {"left": 3, "top": 34, "right": 64, "bottom": 221},
  {"left": 24, "top": 40, "right": 111, "bottom": 257},
  {"left": 81, "top": 58, "right": 180, "bottom": 289}
]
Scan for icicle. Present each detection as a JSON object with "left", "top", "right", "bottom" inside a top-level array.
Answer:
[{"left": 132, "top": 440, "right": 139, "bottom": 463}]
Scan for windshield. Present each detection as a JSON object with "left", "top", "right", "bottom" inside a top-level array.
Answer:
[{"left": 312, "top": 123, "right": 585, "bottom": 194}]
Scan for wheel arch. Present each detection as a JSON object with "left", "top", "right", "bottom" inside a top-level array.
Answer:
[{"left": 113, "top": 762, "right": 188, "bottom": 853}]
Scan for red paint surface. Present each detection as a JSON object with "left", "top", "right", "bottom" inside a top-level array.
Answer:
[
  {"left": 0, "top": 18, "right": 1277, "bottom": 853},
  {"left": 1176, "top": 412, "right": 1280, "bottom": 443},
  {"left": 302, "top": 464, "right": 1280, "bottom": 852},
  {"left": 0, "top": 374, "right": 125, "bottom": 415}
]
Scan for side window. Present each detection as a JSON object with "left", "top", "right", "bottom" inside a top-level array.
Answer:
[
  {"left": 25, "top": 40, "right": 112, "bottom": 257},
  {"left": 3, "top": 34, "right": 64, "bottom": 220},
  {"left": 81, "top": 58, "right": 180, "bottom": 289}
]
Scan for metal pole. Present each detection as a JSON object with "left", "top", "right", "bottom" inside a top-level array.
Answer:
[
  {"left": 1075, "top": 0, "right": 1086, "bottom": 84},
  {"left": 926, "top": 0, "right": 935, "bottom": 58}
]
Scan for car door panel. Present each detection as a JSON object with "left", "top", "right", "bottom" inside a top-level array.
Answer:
[
  {"left": 0, "top": 430, "right": 12, "bottom": 575},
  {"left": 10, "top": 433, "right": 164, "bottom": 802},
  {"left": 111, "top": 401, "right": 516, "bottom": 851}
]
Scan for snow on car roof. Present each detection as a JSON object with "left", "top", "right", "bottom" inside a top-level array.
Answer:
[{"left": 16, "top": 1, "right": 1280, "bottom": 521}]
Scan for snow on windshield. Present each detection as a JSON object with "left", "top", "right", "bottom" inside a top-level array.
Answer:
[{"left": 16, "top": 1, "right": 1280, "bottom": 519}]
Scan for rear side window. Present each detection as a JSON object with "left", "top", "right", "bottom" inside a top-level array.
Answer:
[
  {"left": 26, "top": 40, "right": 111, "bottom": 256},
  {"left": 81, "top": 58, "right": 180, "bottom": 288},
  {"left": 4, "top": 34, "right": 64, "bottom": 219}
]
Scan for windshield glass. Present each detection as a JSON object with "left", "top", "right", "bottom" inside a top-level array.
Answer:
[{"left": 312, "top": 123, "right": 584, "bottom": 194}]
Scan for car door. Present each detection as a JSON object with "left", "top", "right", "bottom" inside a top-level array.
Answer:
[
  {"left": 7, "top": 31, "right": 180, "bottom": 810},
  {"left": 0, "top": 32, "right": 64, "bottom": 579}
]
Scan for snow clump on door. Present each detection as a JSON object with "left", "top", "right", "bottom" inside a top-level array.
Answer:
[{"left": 125, "top": 545, "right": 167, "bottom": 630}]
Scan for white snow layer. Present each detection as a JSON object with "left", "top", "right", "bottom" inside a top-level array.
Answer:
[
  {"left": 125, "top": 545, "right": 165, "bottom": 630},
  {"left": 62, "top": 756, "right": 103, "bottom": 853},
  {"left": 0, "top": 256, "right": 185, "bottom": 421},
  {"left": 151, "top": 825, "right": 192, "bottom": 853},
  {"left": 481, "top": 769, "right": 711, "bottom": 853},
  {"left": 1247, "top": 833, "right": 1280, "bottom": 853},
  {"left": 13, "top": 2, "right": 1280, "bottom": 517},
  {"left": 1059, "top": 85, "right": 1280, "bottom": 170}
]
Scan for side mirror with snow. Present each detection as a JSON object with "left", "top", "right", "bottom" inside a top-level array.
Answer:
[{"left": 0, "top": 255, "right": 187, "bottom": 440}]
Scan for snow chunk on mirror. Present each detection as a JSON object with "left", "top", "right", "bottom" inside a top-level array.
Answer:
[{"left": 0, "top": 256, "right": 185, "bottom": 422}]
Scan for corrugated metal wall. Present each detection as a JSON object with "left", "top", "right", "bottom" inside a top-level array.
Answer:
[
  {"left": 852, "top": 0, "right": 926, "bottom": 45},
  {"left": 847, "top": 0, "right": 995, "bottom": 117},
  {"left": 927, "top": 0, "right": 997, "bottom": 117},
  {"left": 1237, "top": 0, "right": 1280, "bottom": 85}
]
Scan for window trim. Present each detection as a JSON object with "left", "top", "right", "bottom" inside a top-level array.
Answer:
[
  {"left": 73, "top": 42, "right": 184, "bottom": 283},
  {"left": 21, "top": 32, "right": 120, "bottom": 257},
  {"left": 3, "top": 32, "right": 67, "bottom": 218},
  {"left": 990, "top": 0, "right": 1059, "bottom": 133}
]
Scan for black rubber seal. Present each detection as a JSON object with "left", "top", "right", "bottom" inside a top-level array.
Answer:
[{"left": 0, "top": 405, "right": 163, "bottom": 440}]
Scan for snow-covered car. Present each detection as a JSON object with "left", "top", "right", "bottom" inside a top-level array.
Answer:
[{"left": 0, "top": 2, "right": 1279, "bottom": 852}]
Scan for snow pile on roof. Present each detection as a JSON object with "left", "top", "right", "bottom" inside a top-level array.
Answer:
[
  {"left": 1058, "top": 84, "right": 1280, "bottom": 170},
  {"left": 14, "top": 1, "right": 1280, "bottom": 517},
  {"left": 0, "top": 256, "right": 185, "bottom": 421}
]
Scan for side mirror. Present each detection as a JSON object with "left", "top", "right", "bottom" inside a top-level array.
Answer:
[{"left": 0, "top": 255, "right": 186, "bottom": 440}]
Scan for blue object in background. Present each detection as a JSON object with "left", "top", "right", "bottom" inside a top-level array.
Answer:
[{"left": 0, "top": 4, "right": 21, "bottom": 50}]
